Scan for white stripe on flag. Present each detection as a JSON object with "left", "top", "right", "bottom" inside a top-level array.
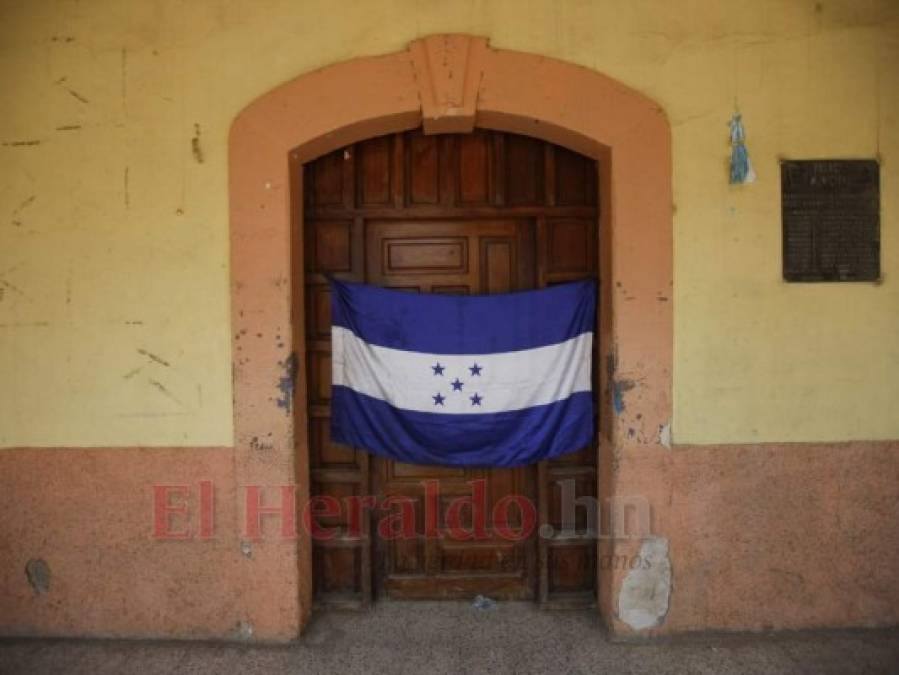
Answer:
[{"left": 332, "top": 326, "right": 592, "bottom": 415}]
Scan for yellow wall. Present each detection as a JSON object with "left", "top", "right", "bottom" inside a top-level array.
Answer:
[{"left": 1, "top": 0, "right": 897, "bottom": 447}]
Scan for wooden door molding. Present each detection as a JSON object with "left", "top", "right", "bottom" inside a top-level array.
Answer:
[{"left": 228, "top": 34, "right": 672, "bottom": 635}]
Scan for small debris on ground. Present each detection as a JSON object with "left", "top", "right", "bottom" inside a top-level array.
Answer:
[{"left": 471, "top": 594, "right": 496, "bottom": 611}]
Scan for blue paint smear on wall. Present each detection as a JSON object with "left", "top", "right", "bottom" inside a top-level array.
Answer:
[
  {"left": 277, "top": 352, "right": 298, "bottom": 413},
  {"left": 612, "top": 379, "right": 635, "bottom": 416},
  {"left": 613, "top": 381, "right": 626, "bottom": 415}
]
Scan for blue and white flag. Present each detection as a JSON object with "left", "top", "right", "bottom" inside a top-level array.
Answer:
[{"left": 330, "top": 279, "right": 596, "bottom": 467}]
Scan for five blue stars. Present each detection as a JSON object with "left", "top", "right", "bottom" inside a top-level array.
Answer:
[{"left": 430, "top": 365, "right": 483, "bottom": 407}]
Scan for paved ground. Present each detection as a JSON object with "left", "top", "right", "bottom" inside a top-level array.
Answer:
[{"left": 1, "top": 602, "right": 897, "bottom": 674}]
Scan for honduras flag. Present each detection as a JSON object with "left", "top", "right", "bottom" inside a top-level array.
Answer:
[{"left": 330, "top": 279, "right": 596, "bottom": 468}]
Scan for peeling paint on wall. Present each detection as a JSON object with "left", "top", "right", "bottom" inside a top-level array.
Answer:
[
  {"left": 618, "top": 537, "right": 671, "bottom": 630},
  {"left": 659, "top": 422, "right": 672, "bottom": 448}
]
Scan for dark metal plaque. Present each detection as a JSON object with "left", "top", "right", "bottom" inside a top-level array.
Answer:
[{"left": 781, "top": 160, "right": 880, "bottom": 282}]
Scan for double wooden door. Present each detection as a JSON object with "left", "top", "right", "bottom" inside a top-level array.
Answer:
[{"left": 302, "top": 129, "right": 598, "bottom": 607}]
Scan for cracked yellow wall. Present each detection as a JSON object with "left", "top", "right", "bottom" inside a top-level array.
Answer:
[{"left": 1, "top": 0, "right": 897, "bottom": 447}]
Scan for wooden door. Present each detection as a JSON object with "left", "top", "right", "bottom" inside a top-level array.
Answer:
[
  {"left": 301, "top": 129, "right": 599, "bottom": 607},
  {"left": 366, "top": 218, "right": 536, "bottom": 599}
]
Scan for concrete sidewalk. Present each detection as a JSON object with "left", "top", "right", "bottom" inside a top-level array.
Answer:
[{"left": 1, "top": 602, "right": 897, "bottom": 674}]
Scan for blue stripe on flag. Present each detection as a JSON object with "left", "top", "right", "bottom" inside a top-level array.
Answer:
[
  {"left": 331, "top": 278, "right": 596, "bottom": 354},
  {"left": 331, "top": 386, "right": 594, "bottom": 468}
]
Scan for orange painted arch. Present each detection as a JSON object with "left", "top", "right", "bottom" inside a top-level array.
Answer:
[{"left": 228, "top": 34, "right": 672, "bottom": 632}]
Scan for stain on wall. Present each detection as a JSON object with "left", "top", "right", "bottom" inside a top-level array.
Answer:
[
  {"left": 24, "top": 558, "right": 50, "bottom": 596},
  {"left": 190, "top": 123, "right": 204, "bottom": 164}
]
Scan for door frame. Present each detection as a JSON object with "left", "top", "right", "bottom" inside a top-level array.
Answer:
[{"left": 228, "top": 34, "right": 672, "bottom": 636}]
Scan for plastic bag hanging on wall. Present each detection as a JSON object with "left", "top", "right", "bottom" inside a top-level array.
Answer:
[{"left": 728, "top": 112, "right": 756, "bottom": 184}]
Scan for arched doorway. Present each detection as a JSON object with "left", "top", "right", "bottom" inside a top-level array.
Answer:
[
  {"left": 303, "top": 128, "right": 599, "bottom": 606},
  {"left": 229, "top": 34, "right": 671, "bottom": 634}
]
